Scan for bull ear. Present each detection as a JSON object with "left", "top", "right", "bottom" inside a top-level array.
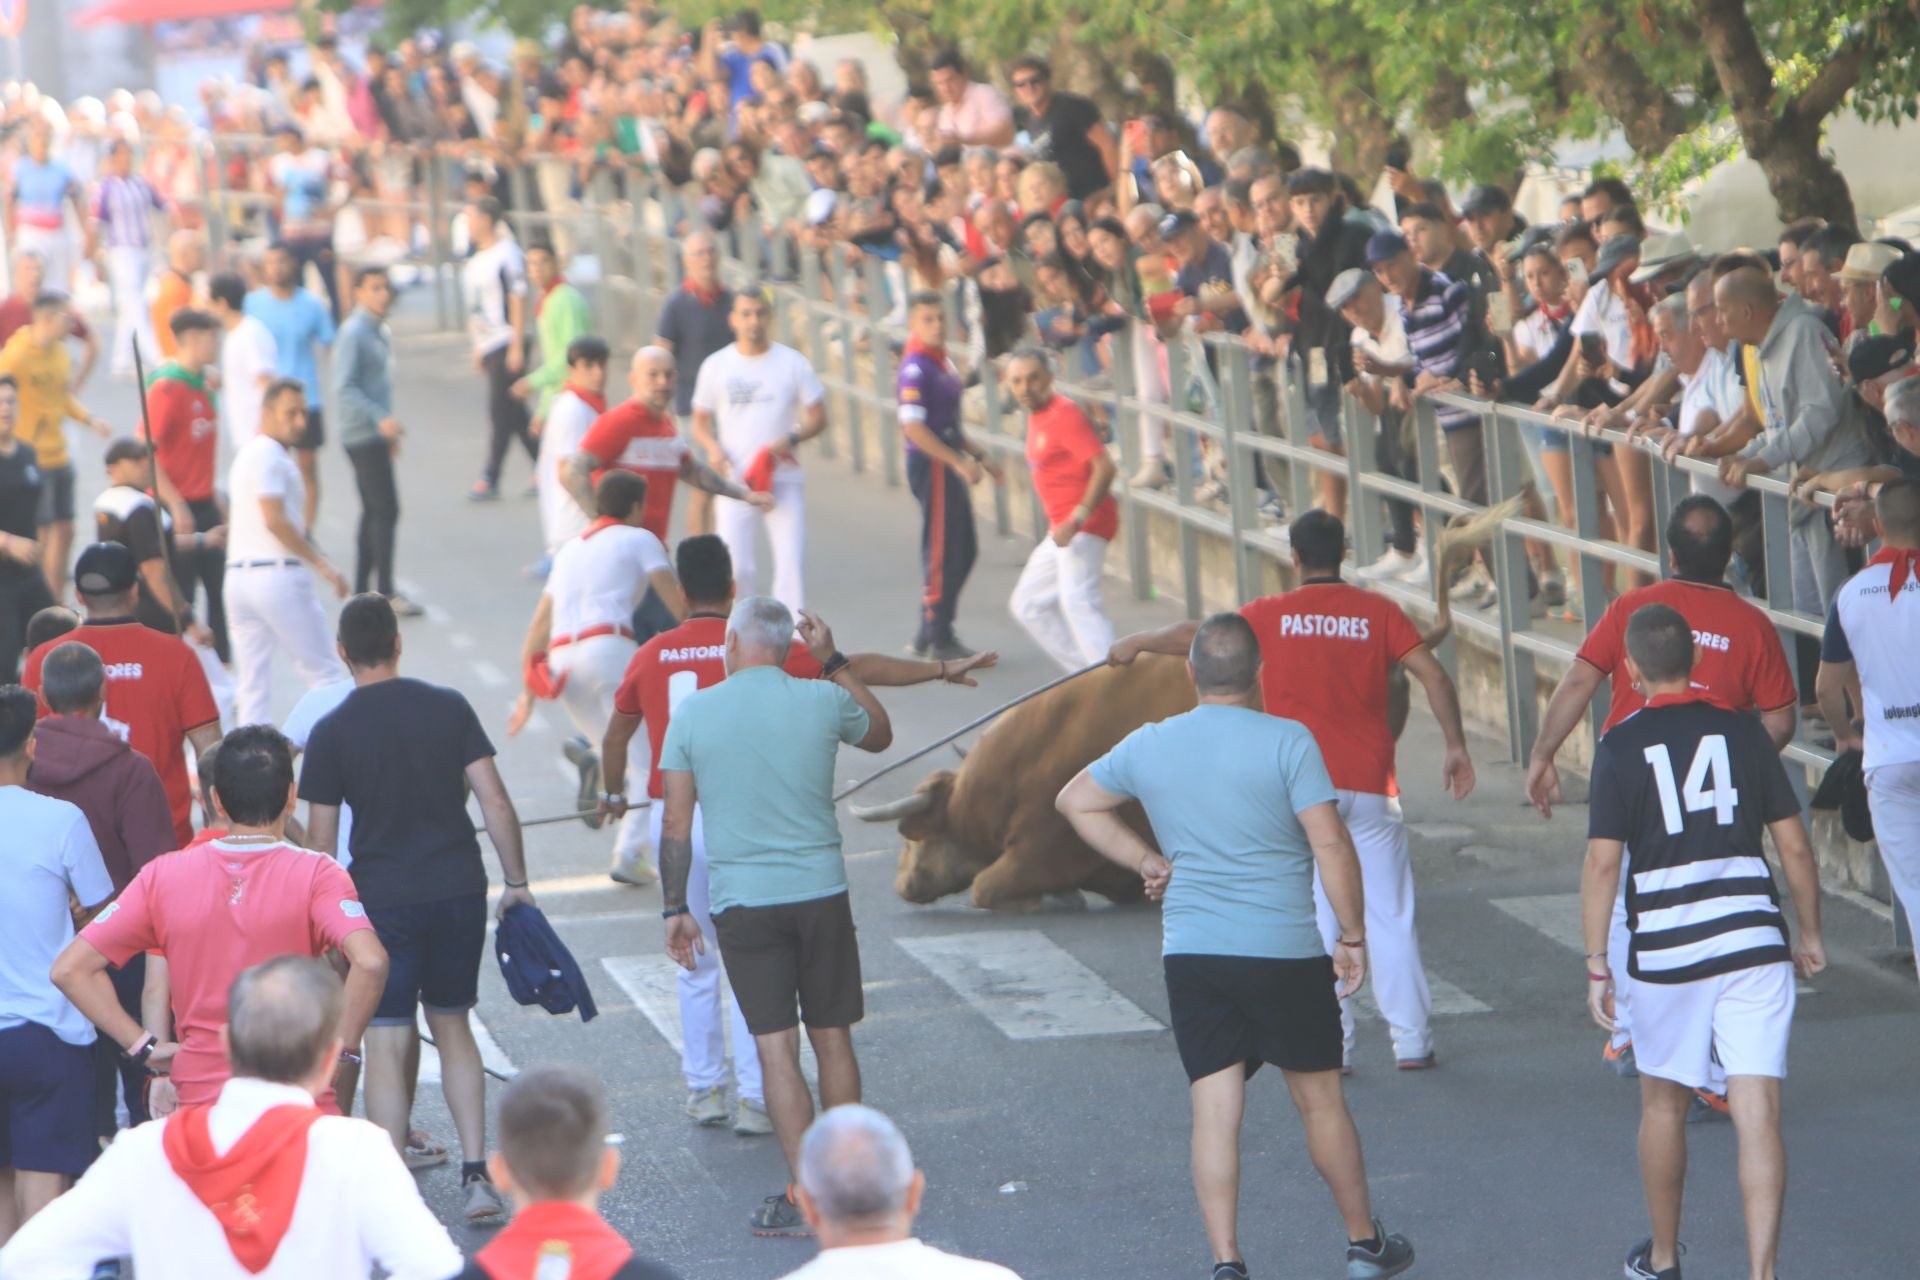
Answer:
[{"left": 897, "top": 770, "right": 956, "bottom": 840}]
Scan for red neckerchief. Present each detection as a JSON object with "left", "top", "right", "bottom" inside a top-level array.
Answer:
[
  {"left": 904, "top": 337, "right": 946, "bottom": 363},
  {"left": 474, "top": 1201, "right": 634, "bottom": 1280},
  {"left": 567, "top": 384, "right": 607, "bottom": 414},
  {"left": 1641, "top": 690, "right": 1706, "bottom": 709},
  {"left": 1539, "top": 301, "right": 1572, "bottom": 324},
  {"left": 581, "top": 516, "right": 622, "bottom": 541},
  {"left": 682, "top": 279, "right": 723, "bottom": 306},
  {"left": 188, "top": 827, "right": 228, "bottom": 847},
  {"left": 163, "top": 1102, "right": 322, "bottom": 1274},
  {"left": 535, "top": 278, "right": 566, "bottom": 319},
  {"left": 1869, "top": 545, "right": 1920, "bottom": 604}
]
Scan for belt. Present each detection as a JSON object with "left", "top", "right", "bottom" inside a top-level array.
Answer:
[
  {"left": 550, "top": 623, "right": 634, "bottom": 650},
  {"left": 227, "top": 558, "right": 304, "bottom": 570}
]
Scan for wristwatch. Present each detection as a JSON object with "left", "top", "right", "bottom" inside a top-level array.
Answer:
[
  {"left": 820, "top": 650, "right": 850, "bottom": 679},
  {"left": 661, "top": 905, "right": 691, "bottom": 920},
  {"left": 601, "top": 791, "right": 626, "bottom": 807},
  {"left": 124, "top": 1033, "right": 157, "bottom": 1065}
]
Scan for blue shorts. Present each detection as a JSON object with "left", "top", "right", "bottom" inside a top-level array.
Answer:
[
  {"left": 0, "top": 1021, "right": 98, "bottom": 1176},
  {"left": 365, "top": 893, "right": 488, "bottom": 1025}
]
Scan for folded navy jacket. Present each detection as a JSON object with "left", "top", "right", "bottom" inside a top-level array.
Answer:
[{"left": 495, "top": 903, "right": 599, "bottom": 1022}]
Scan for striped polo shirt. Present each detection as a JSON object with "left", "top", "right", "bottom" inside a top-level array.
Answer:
[
  {"left": 1400, "top": 268, "right": 1476, "bottom": 430},
  {"left": 92, "top": 174, "right": 164, "bottom": 249}
]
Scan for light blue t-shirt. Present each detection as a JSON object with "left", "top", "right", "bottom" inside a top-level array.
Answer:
[
  {"left": 659, "top": 664, "right": 869, "bottom": 914},
  {"left": 1091, "top": 703, "right": 1336, "bottom": 959},
  {"left": 245, "top": 288, "right": 335, "bottom": 407},
  {"left": 11, "top": 157, "right": 75, "bottom": 222},
  {"left": 0, "top": 786, "right": 114, "bottom": 1046}
]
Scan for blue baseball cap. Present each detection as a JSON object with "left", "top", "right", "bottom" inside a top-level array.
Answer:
[{"left": 1364, "top": 230, "right": 1411, "bottom": 266}]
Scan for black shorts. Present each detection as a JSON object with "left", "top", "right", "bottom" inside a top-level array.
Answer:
[
  {"left": 36, "top": 463, "right": 74, "bottom": 525},
  {"left": 0, "top": 1021, "right": 98, "bottom": 1176},
  {"left": 365, "top": 892, "right": 488, "bottom": 1025},
  {"left": 297, "top": 406, "right": 325, "bottom": 451},
  {"left": 1164, "top": 953, "right": 1343, "bottom": 1081},
  {"left": 713, "top": 891, "right": 863, "bottom": 1035}
]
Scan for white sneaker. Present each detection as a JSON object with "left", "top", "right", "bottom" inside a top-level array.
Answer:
[
  {"left": 610, "top": 854, "right": 657, "bottom": 887},
  {"left": 686, "top": 1086, "right": 729, "bottom": 1126},
  {"left": 1130, "top": 460, "right": 1169, "bottom": 490},
  {"left": 1392, "top": 549, "right": 1431, "bottom": 588},
  {"left": 733, "top": 1097, "right": 774, "bottom": 1136},
  {"left": 1357, "top": 550, "right": 1419, "bottom": 583}
]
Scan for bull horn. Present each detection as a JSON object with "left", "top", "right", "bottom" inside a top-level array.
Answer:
[
  {"left": 850, "top": 791, "right": 937, "bottom": 823},
  {"left": 951, "top": 742, "right": 969, "bottom": 761}
]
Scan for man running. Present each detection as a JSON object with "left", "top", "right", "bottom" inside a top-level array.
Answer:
[
  {"left": 509, "top": 470, "right": 684, "bottom": 886},
  {"left": 1112, "top": 509, "right": 1474, "bottom": 1070},
  {"left": 246, "top": 242, "right": 337, "bottom": 531},
  {"left": 464, "top": 197, "right": 532, "bottom": 501},
  {"left": 1528, "top": 496, "right": 1795, "bottom": 1086},
  {"left": 690, "top": 288, "right": 828, "bottom": 612},
  {"left": 898, "top": 292, "right": 999, "bottom": 660},
  {"left": 1581, "top": 603, "right": 1823, "bottom": 1280},
  {"left": 600, "top": 535, "right": 992, "bottom": 1139},
  {"left": 1005, "top": 350, "right": 1117, "bottom": 670},
  {"left": 1061, "top": 613, "right": 1416, "bottom": 1280}
]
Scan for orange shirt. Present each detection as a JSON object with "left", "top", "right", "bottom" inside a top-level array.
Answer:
[{"left": 151, "top": 271, "right": 194, "bottom": 359}]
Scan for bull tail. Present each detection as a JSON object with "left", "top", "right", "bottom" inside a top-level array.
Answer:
[{"left": 1423, "top": 494, "right": 1524, "bottom": 649}]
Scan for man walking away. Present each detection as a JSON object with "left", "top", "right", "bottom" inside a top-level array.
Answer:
[
  {"left": 452, "top": 1064, "right": 683, "bottom": 1280},
  {"left": 333, "top": 267, "right": 418, "bottom": 612},
  {"left": 658, "top": 597, "right": 892, "bottom": 1235},
  {"left": 1817, "top": 477, "right": 1920, "bottom": 954},
  {"left": 209, "top": 272, "right": 277, "bottom": 455},
  {"left": 225, "top": 379, "right": 350, "bottom": 726},
  {"left": 147, "top": 308, "right": 226, "bottom": 658},
  {"left": 94, "top": 439, "right": 195, "bottom": 637},
  {"left": 465, "top": 197, "right": 533, "bottom": 501},
  {"left": 299, "top": 594, "right": 536, "bottom": 1222},
  {"left": 90, "top": 138, "right": 166, "bottom": 381},
  {"left": 781, "top": 1105, "right": 1024, "bottom": 1279},
  {"left": 246, "top": 242, "right": 337, "bottom": 530},
  {"left": 3, "top": 957, "right": 461, "bottom": 1280},
  {"left": 1061, "top": 615, "right": 1416, "bottom": 1280},
  {"left": 1005, "top": 349, "right": 1117, "bottom": 670},
  {"left": 1581, "top": 604, "right": 1824, "bottom": 1280},
  {"left": 899, "top": 292, "right": 1000, "bottom": 660},
  {"left": 0, "top": 685, "right": 112, "bottom": 1245},
  {"left": 26, "top": 643, "right": 173, "bottom": 1139}
]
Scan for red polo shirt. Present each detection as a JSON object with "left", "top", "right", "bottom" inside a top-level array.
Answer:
[{"left": 577, "top": 401, "right": 689, "bottom": 541}]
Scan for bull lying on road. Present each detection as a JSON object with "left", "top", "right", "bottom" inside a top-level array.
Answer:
[{"left": 855, "top": 501, "right": 1514, "bottom": 908}]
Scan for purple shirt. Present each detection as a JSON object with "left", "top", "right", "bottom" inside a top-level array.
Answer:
[{"left": 897, "top": 345, "right": 964, "bottom": 450}]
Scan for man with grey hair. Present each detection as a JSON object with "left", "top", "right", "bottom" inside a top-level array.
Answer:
[
  {"left": 658, "top": 599, "right": 892, "bottom": 1237},
  {"left": 780, "top": 1104, "right": 1022, "bottom": 1278},
  {"left": 655, "top": 231, "right": 736, "bottom": 537},
  {"left": 1063, "top": 612, "right": 1416, "bottom": 1280},
  {"left": 1, "top": 956, "right": 461, "bottom": 1280}
]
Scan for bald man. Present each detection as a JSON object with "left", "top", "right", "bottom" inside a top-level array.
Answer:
[{"left": 151, "top": 230, "right": 204, "bottom": 361}]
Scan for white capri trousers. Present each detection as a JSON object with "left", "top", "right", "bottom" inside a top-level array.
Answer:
[
  {"left": 650, "top": 802, "right": 762, "bottom": 1102},
  {"left": 716, "top": 469, "right": 805, "bottom": 613},
  {"left": 1312, "top": 789, "right": 1431, "bottom": 1062},
  {"left": 549, "top": 632, "right": 649, "bottom": 870},
  {"left": 1130, "top": 326, "right": 1169, "bottom": 461},
  {"left": 1010, "top": 532, "right": 1113, "bottom": 672},
  {"left": 1866, "top": 761, "right": 1920, "bottom": 957},
  {"left": 104, "top": 245, "right": 155, "bottom": 376},
  {"left": 226, "top": 564, "right": 346, "bottom": 726}
]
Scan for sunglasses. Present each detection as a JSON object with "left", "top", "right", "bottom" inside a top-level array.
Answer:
[{"left": 1011, "top": 77, "right": 1043, "bottom": 89}]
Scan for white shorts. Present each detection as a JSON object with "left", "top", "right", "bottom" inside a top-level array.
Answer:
[{"left": 1627, "top": 961, "right": 1794, "bottom": 1091}]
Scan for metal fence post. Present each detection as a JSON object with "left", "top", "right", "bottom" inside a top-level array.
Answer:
[
  {"left": 1486, "top": 406, "right": 1538, "bottom": 763},
  {"left": 800, "top": 251, "right": 837, "bottom": 461},
  {"left": 1165, "top": 340, "right": 1203, "bottom": 618},
  {"left": 1280, "top": 365, "right": 1314, "bottom": 519},
  {"left": 1412, "top": 398, "right": 1457, "bottom": 678},
  {"left": 1219, "top": 342, "right": 1257, "bottom": 603},
  {"left": 863, "top": 257, "right": 901, "bottom": 488},
  {"left": 981, "top": 372, "right": 1013, "bottom": 537},
  {"left": 425, "top": 154, "right": 452, "bottom": 332},
  {"left": 1344, "top": 390, "right": 1381, "bottom": 571},
  {"left": 589, "top": 171, "right": 616, "bottom": 340},
  {"left": 830, "top": 252, "right": 865, "bottom": 473},
  {"left": 1108, "top": 326, "right": 1150, "bottom": 600},
  {"left": 1567, "top": 426, "right": 1610, "bottom": 738}
]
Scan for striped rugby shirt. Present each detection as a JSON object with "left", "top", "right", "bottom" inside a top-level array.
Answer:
[
  {"left": 1399, "top": 268, "right": 1478, "bottom": 430},
  {"left": 1587, "top": 694, "right": 1801, "bottom": 983}
]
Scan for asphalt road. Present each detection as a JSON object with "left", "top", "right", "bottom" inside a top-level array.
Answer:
[{"left": 68, "top": 294, "right": 1920, "bottom": 1280}]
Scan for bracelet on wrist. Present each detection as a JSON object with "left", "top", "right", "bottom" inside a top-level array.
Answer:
[
  {"left": 503, "top": 878, "right": 528, "bottom": 890},
  {"left": 339, "top": 1049, "right": 364, "bottom": 1067},
  {"left": 820, "top": 650, "right": 850, "bottom": 679},
  {"left": 1587, "top": 970, "right": 1612, "bottom": 982},
  {"left": 1336, "top": 936, "right": 1365, "bottom": 948},
  {"left": 661, "top": 904, "right": 691, "bottom": 919}
]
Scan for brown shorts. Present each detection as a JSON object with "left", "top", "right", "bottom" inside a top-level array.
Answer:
[{"left": 712, "top": 891, "right": 863, "bottom": 1035}]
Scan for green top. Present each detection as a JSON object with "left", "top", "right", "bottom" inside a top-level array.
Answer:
[
  {"left": 146, "top": 360, "right": 217, "bottom": 410},
  {"left": 529, "top": 281, "right": 593, "bottom": 419},
  {"left": 658, "top": 665, "right": 870, "bottom": 914}
]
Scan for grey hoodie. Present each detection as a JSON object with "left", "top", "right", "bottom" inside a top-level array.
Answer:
[{"left": 1748, "top": 291, "right": 1871, "bottom": 477}]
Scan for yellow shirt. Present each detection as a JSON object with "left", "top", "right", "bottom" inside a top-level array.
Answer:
[
  {"left": 1741, "top": 341, "right": 1764, "bottom": 419},
  {"left": 0, "top": 328, "right": 87, "bottom": 469}
]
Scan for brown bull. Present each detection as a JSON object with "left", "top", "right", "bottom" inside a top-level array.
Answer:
[{"left": 855, "top": 498, "right": 1516, "bottom": 907}]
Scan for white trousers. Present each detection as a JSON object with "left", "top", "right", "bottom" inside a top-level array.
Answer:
[
  {"left": 226, "top": 565, "right": 347, "bottom": 726},
  {"left": 650, "top": 803, "right": 762, "bottom": 1101},
  {"left": 549, "top": 633, "right": 648, "bottom": 867},
  {"left": 1313, "top": 790, "right": 1430, "bottom": 1060},
  {"left": 1130, "top": 326, "right": 1169, "bottom": 460},
  {"left": 1010, "top": 532, "right": 1113, "bottom": 672},
  {"left": 1866, "top": 761, "right": 1920, "bottom": 958},
  {"left": 716, "top": 470, "right": 805, "bottom": 613},
  {"left": 15, "top": 225, "right": 71, "bottom": 293},
  {"left": 104, "top": 245, "right": 154, "bottom": 375}
]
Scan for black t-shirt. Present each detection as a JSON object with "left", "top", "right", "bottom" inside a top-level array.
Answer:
[
  {"left": 0, "top": 440, "right": 39, "bottom": 581},
  {"left": 657, "top": 287, "right": 735, "bottom": 416},
  {"left": 1588, "top": 698, "right": 1800, "bottom": 983},
  {"left": 94, "top": 485, "right": 179, "bottom": 634},
  {"left": 299, "top": 676, "right": 496, "bottom": 908},
  {"left": 1018, "top": 92, "right": 1108, "bottom": 198}
]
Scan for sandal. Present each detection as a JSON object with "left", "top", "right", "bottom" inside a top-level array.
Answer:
[{"left": 404, "top": 1129, "right": 449, "bottom": 1171}]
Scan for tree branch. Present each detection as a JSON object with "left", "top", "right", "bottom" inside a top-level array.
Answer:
[
  {"left": 1570, "top": 7, "right": 1691, "bottom": 157},
  {"left": 1788, "top": 19, "right": 1878, "bottom": 127},
  {"left": 1690, "top": 0, "right": 1782, "bottom": 149}
]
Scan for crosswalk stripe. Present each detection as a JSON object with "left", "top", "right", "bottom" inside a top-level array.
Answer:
[
  {"left": 896, "top": 930, "right": 1163, "bottom": 1040},
  {"left": 1491, "top": 893, "right": 1586, "bottom": 953},
  {"left": 1353, "top": 974, "right": 1492, "bottom": 1020},
  {"left": 600, "top": 954, "right": 816, "bottom": 1079},
  {"left": 414, "top": 1009, "right": 517, "bottom": 1083}
]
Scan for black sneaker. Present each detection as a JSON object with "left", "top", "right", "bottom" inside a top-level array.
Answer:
[
  {"left": 748, "top": 1189, "right": 812, "bottom": 1237},
  {"left": 564, "top": 736, "right": 603, "bottom": 830},
  {"left": 1624, "top": 1238, "right": 1683, "bottom": 1280},
  {"left": 1212, "top": 1263, "right": 1250, "bottom": 1280},
  {"left": 1346, "top": 1219, "right": 1414, "bottom": 1279},
  {"left": 928, "top": 637, "right": 976, "bottom": 662}
]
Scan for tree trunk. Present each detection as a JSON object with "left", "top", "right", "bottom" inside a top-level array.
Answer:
[
  {"left": 1325, "top": 56, "right": 1397, "bottom": 183},
  {"left": 1570, "top": 8, "right": 1690, "bottom": 158}
]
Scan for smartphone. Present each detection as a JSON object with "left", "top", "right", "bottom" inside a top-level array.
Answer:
[
  {"left": 1578, "top": 332, "right": 1607, "bottom": 365},
  {"left": 1488, "top": 293, "right": 1514, "bottom": 333},
  {"left": 1384, "top": 141, "right": 1412, "bottom": 173},
  {"left": 1564, "top": 257, "right": 1589, "bottom": 287}
]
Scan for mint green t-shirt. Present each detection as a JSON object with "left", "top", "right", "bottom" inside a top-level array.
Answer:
[
  {"left": 659, "top": 665, "right": 869, "bottom": 913},
  {"left": 1091, "top": 703, "right": 1336, "bottom": 959}
]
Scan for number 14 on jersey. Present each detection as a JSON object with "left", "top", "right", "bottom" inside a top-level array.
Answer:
[{"left": 1643, "top": 735, "right": 1740, "bottom": 835}]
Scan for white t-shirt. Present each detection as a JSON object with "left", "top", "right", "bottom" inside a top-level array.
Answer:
[
  {"left": 220, "top": 314, "right": 278, "bottom": 454},
  {"left": 779, "top": 1239, "right": 1023, "bottom": 1280},
  {"left": 226, "top": 434, "right": 306, "bottom": 560},
  {"left": 546, "top": 523, "right": 671, "bottom": 637},
  {"left": 284, "top": 678, "right": 356, "bottom": 869},
  {"left": 538, "top": 389, "right": 598, "bottom": 554},
  {"left": 1514, "top": 305, "right": 1569, "bottom": 365},
  {"left": 464, "top": 235, "right": 527, "bottom": 356},
  {"left": 690, "top": 343, "right": 826, "bottom": 476},
  {"left": 1350, "top": 296, "right": 1412, "bottom": 383},
  {"left": 1824, "top": 559, "right": 1920, "bottom": 770},
  {"left": 1678, "top": 345, "right": 1745, "bottom": 504},
  {"left": 0, "top": 786, "right": 113, "bottom": 1046},
  {"left": 1572, "top": 278, "right": 1636, "bottom": 375}
]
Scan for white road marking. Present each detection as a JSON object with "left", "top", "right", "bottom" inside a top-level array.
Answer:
[
  {"left": 425, "top": 604, "right": 454, "bottom": 626},
  {"left": 1491, "top": 893, "right": 1586, "bottom": 953},
  {"left": 896, "top": 930, "right": 1163, "bottom": 1040},
  {"left": 450, "top": 632, "right": 476, "bottom": 651},
  {"left": 1353, "top": 974, "right": 1492, "bottom": 1020},
  {"left": 600, "top": 954, "right": 815, "bottom": 1080},
  {"left": 471, "top": 660, "right": 509, "bottom": 688},
  {"left": 414, "top": 1008, "right": 518, "bottom": 1083}
]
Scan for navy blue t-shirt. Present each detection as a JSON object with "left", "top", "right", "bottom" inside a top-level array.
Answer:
[{"left": 657, "top": 287, "right": 736, "bottom": 416}]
